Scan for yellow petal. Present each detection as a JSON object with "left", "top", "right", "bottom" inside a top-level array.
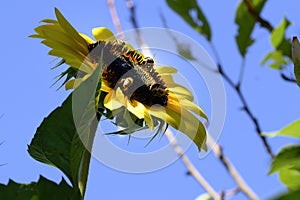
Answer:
[
  {"left": 92, "top": 27, "right": 115, "bottom": 41},
  {"left": 149, "top": 101, "right": 207, "bottom": 151},
  {"left": 126, "top": 100, "right": 146, "bottom": 119},
  {"left": 103, "top": 90, "right": 123, "bottom": 110},
  {"left": 168, "top": 93, "right": 207, "bottom": 121},
  {"left": 79, "top": 33, "right": 95, "bottom": 44},
  {"left": 168, "top": 86, "right": 194, "bottom": 101},
  {"left": 54, "top": 8, "right": 88, "bottom": 50},
  {"left": 100, "top": 81, "right": 111, "bottom": 93}
]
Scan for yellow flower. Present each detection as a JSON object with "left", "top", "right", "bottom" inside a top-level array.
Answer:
[{"left": 30, "top": 8, "right": 208, "bottom": 151}]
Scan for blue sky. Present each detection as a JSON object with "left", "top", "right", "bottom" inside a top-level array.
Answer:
[{"left": 1, "top": 0, "right": 300, "bottom": 199}]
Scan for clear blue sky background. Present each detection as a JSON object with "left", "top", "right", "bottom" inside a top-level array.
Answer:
[{"left": 1, "top": 0, "right": 300, "bottom": 199}]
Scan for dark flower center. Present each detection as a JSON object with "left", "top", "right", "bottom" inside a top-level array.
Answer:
[{"left": 88, "top": 40, "right": 169, "bottom": 106}]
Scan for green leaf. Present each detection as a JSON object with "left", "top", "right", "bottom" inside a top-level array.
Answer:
[
  {"left": 195, "top": 193, "right": 213, "bottom": 200},
  {"left": 264, "top": 119, "right": 300, "bottom": 139},
  {"left": 269, "top": 145, "right": 300, "bottom": 174},
  {"left": 166, "top": 0, "right": 211, "bottom": 40},
  {"left": 261, "top": 51, "right": 287, "bottom": 69},
  {"left": 28, "top": 94, "right": 83, "bottom": 188},
  {"left": 0, "top": 176, "right": 81, "bottom": 200},
  {"left": 292, "top": 37, "right": 300, "bottom": 87},
  {"left": 235, "top": 0, "right": 267, "bottom": 57},
  {"left": 272, "top": 190, "right": 300, "bottom": 200},
  {"left": 28, "top": 64, "right": 102, "bottom": 190},
  {"left": 279, "top": 168, "right": 300, "bottom": 190},
  {"left": 271, "top": 18, "right": 291, "bottom": 49}
]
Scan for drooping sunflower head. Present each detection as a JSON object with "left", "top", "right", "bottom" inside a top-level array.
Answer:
[{"left": 30, "top": 8, "right": 208, "bottom": 151}]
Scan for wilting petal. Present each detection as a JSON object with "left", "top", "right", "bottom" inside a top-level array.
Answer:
[{"left": 92, "top": 27, "right": 115, "bottom": 41}]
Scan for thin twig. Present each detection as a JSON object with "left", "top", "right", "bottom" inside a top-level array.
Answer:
[
  {"left": 243, "top": 0, "right": 273, "bottom": 32},
  {"left": 280, "top": 72, "right": 296, "bottom": 83},
  {"left": 166, "top": 130, "right": 221, "bottom": 200},
  {"left": 207, "top": 136, "right": 259, "bottom": 200},
  {"left": 125, "top": 0, "right": 152, "bottom": 57},
  {"left": 108, "top": 1, "right": 221, "bottom": 198},
  {"left": 210, "top": 43, "right": 275, "bottom": 159},
  {"left": 107, "top": 0, "right": 125, "bottom": 39}
]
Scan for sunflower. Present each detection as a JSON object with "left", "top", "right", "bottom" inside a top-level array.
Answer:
[{"left": 30, "top": 8, "right": 208, "bottom": 151}]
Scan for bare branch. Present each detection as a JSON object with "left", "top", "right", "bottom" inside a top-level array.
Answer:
[
  {"left": 243, "top": 0, "right": 273, "bottom": 32},
  {"left": 207, "top": 136, "right": 259, "bottom": 200},
  {"left": 210, "top": 43, "right": 275, "bottom": 159},
  {"left": 166, "top": 130, "right": 221, "bottom": 200},
  {"left": 107, "top": 0, "right": 125, "bottom": 39},
  {"left": 125, "top": 0, "right": 152, "bottom": 57}
]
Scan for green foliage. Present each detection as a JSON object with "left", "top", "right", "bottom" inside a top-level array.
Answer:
[
  {"left": 166, "top": 0, "right": 211, "bottom": 40},
  {"left": 271, "top": 18, "right": 291, "bottom": 49},
  {"left": 292, "top": 37, "right": 300, "bottom": 86},
  {"left": 272, "top": 190, "right": 300, "bottom": 200},
  {"left": 28, "top": 64, "right": 102, "bottom": 193},
  {"left": 27, "top": 94, "right": 84, "bottom": 188},
  {"left": 235, "top": 0, "right": 266, "bottom": 57},
  {"left": 264, "top": 120, "right": 300, "bottom": 138},
  {"left": 0, "top": 176, "right": 81, "bottom": 200},
  {"left": 269, "top": 145, "right": 300, "bottom": 174},
  {"left": 262, "top": 18, "right": 291, "bottom": 69},
  {"left": 194, "top": 193, "right": 213, "bottom": 200},
  {"left": 267, "top": 119, "right": 300, "bottom": 192},
  {"left": 279, "top": 168, "right": 300, "bottom": 190},
  {"left": 261, "top": 51, "right": 287, "bottom": 69}
]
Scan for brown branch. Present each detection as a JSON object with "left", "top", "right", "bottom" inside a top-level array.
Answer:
[
  {"left": 243, "top": 0, "right": 273, "bottom": 32},
  {"left": 207, "top": 136, "right": 259, "bottom": 200},
  {"left": 107, "top": 0, "right": 125, "bottom": 39},
  {"left": 210, "top": 42, "right": 275, "bottom": 159},
  {"left": 125, "top": 0, "right": 152, "bottom": 57},
  {"left": 166, "top": 130, "right": 221, "bottom": 200}
]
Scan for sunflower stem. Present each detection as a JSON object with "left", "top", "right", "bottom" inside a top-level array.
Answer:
[{"left": 79, "top": 117, "right": 99, "bottom": 199}]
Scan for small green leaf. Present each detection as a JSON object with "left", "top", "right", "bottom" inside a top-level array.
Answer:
[
  {"left": 264, "top": 120, "right": 300, "bottom": 138},
  {"left": 271, "top": 18, "right": 291, "bottom": 49},
  {"left": 269, "top": 145, "right": 300, "bottom": 174},
  {"left": 272, "top": 190, "right": 300, "bottom": 200},
  {"left": 195, "top": 193, "right": 213, "bottom": 200},
  {"left": 292, "top": 37, "right": 300, "bottom": 87},
  {"left": 166, "top": 0, "right": 211, "bottom": 40},
  {"left": 0, "top": 176, "right": 81, "bottom": 200},
  {"left": 235, "top": 0, "right": 267, "bottom": 57},
  {"left": 261, "top": 51, "right": 287, "bottom": 69},
  {"left": 279, "top": 168, "right": 300, "bottom": 190}
]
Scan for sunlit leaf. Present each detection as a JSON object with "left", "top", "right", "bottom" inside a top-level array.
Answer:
[
  {"left": 292, "top": 37, "right": 300, "bottom": 86},
  {"left": 0, "top": 176, "right": 80, "bottom": 200},
  {"left": 235, "top": 0, "right": 266, "bottom": 57},
  {"left": 269, "top": 145, "right": 300, "bottom": 174},
  {"left": 166, "top": 0, "right": 211, "bottom": 40},
  {"left": 28, "top": 64, "right": 102, "bottom": 190},
  {"left": 271, "top": 18, "right": 291, "bottom": 49},
  {"left": 195, "top": 193, "right": 213, "bottom": 200},
  {"left": 273, "top": 190, "right": 300, "bottom": 200},
  {"left": 264, "top": 119, "right": 300, "bottom": 139},
  {"left": 279, "top": 168, "right": 300, "bottom": 190},
  {"left": 261, "top": 51, "right": 287, "bottom": 69}
]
